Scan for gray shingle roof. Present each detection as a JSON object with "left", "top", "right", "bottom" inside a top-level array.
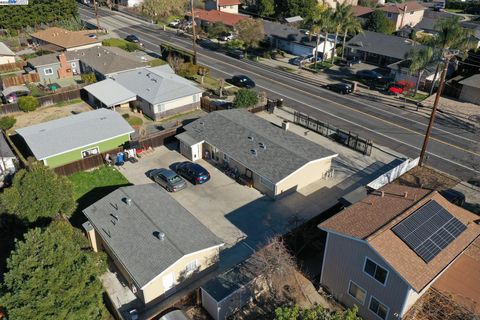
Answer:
[
  {"left": 27, "top": 52, "right": 70, "bottom": 67},
  {"left": 83, "top": 184, "right": 224, "bottom": 288},
  {"left": 16, "top": 109, "right": 134, "bottom": 160},
  {"left": 83, "top": 79, "right": 137, "bottom": 107},
  {"left": 347, "top": 31, "right": 426, "bottom": 60},
  {"left": 111, "top": 65, "right": 203, "bottom": 105},
  {"left": 180, "top": 110, "right": 337, "bottom": 184},
  {"left": 459, "top": 74, "right": 480, "bottom": 88},
  {"left": 0, "top": 42, "right": 15, "bottom": 56}
]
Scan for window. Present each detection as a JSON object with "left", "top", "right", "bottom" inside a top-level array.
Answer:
[
  {"left": 44, "top": 68, "right": 53, "bottom": 75},
  {"left": 387, "top": 13, "right": 392, "bottom": 18},
  {"left": 185, "top": 260, "right": 198, "bottom": 274},
  {"left": 364, "top": 258, "right": 388, "bottom": 285},
  {"left": 348, "top": 281, "right": 366, "bottom": 304},
  {"left": 81, "top": 147, "right": 99, "bottom": 158},
  {"left": 369, "top": 297, "right": 389, "bottom": 320}
]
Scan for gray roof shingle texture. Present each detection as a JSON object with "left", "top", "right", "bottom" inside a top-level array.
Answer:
[
  {"left": 83, "top": 184, "right": 223, "bottom": 288},
  {"left": 347, "top": 31, "right": 426, "bottom": 60},
  {"left": 459, "top": 74, "right": 480, "bottom": 88},
  {"left": 111, "top": 65, "right": 203, "bottom": 105},
  {"left": 83, "top": 79, "right": 137, "bottom": 107},
  {"left": 16, "top": 109, "right": 134, "bottom": 160},
  {"left": 181, "top": 110, "right": 337, "bottom": 184},
  {"left": 0, "top": 133, "right": 15, "bottom": 158}
]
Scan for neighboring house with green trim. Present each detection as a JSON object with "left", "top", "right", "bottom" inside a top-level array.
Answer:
[{"left": 16, "top": 109, "right": 134, "bottom": 168}]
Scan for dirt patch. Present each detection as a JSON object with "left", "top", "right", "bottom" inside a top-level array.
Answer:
[
  {"left": 394, "top": 166, "right": 459, "bottom": 191},
  {"left": 9, "top": 102, "right": 92, "bottom": 132}
]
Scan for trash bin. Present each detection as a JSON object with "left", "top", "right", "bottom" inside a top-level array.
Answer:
[{"left": 276, "top": 98, "right": 283, "bottom": 108}]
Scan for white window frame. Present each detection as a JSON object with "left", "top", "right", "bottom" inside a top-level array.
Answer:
[
  {"left": 185, "top": 259, "right": 198, "bottom": 274},
  {"left": 44, "top": 67, "right": 54, "bottom": 75},
  {"left": 347, "top": 280, "right": 366, "bottom": 305},
  {"left": 369, "top": 296, "right": 390, "bottom": 320},
  {"left": 363, "top": 257, "right": 389, "bottom": 286},
  {"left": 81, "top": 147, "right": 99, "bottom": 158}
]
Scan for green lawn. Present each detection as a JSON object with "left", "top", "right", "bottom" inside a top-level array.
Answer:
[
  {"left": 307, "top": 61, "right": 334, "bottom": 71},
  {"left": 127, "top": 115, "right": 143, "bottom": 126},
  {"left": 147, "top": 58, "right": 167, "bottom": 67},
  {"left": 444, "top": 9, "right": 463, "bottom": 13},
  {"left": 68, "top": 166, "right": 130, "bottom": 202},
  {"left": 406, "top": 93, "right": 429, "bottom": 101},
  {"left": 102, "top": 38, "right": 139, "bottom": 52}
]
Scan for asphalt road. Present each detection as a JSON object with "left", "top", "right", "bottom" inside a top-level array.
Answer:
[{"left": 79, "top": 6, "right": 480, "bottom": 181}]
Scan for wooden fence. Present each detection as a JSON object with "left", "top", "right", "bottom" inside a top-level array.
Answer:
[
  {"left": 136, "top": 127, "right": 180, "bottom": 149},
  {"left": 1, "top": 73, "right": 39, "bottom": 88},
  {"left": 0, "top": 61, "right": 26, "bottom": 73},
  {"left": 0, "top": 88, "right": 81, "bottom": 115},
  {"left": 53, "top": 147, "right": 123, "bottom": 176}
]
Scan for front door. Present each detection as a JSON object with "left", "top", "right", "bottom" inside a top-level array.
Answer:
[
  {"left": 162, "top": 273, "right": 176, "bottom": 296},
  {"left": 191, "top": 143, "right": 202, "bottom": 161}
]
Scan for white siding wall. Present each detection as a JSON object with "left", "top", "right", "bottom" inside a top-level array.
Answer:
[{"left": 0, "top": 56, "right": 15, "bottom": 65}]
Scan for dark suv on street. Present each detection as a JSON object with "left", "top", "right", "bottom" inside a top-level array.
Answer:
[
  {"left": 174, "top": 162, "right": 210, "bottom": 185},
  {"left": 325, "top": 83, "right": 352, "bottom": 94}
]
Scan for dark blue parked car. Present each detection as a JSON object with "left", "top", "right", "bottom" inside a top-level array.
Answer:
[{"left": 174, "top": 162, "right": 210, "bottom": 185}]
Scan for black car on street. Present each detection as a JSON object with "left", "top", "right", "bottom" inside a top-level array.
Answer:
[
  {"left": 325, "top": 83, "right": 352, "bottom": 94},
  {"left": 231, "top": 75, "right": 255, "bottom": 88}
]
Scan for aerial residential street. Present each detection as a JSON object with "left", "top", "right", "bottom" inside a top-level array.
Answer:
[{"left": 79, "top": 5, "right": 480, "bottom": 181}]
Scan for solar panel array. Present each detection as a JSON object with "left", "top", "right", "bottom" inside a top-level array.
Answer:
[{"left": 392, "top": 200, "right": 466, "bottom": 263}]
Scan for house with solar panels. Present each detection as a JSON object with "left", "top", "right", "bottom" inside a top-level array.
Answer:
[{"left": 318, "top": 184, "right": 480, "bottom": 320}]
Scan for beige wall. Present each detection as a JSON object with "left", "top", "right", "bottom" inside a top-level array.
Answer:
[
  {"left": 218, "top": 4, "right": 239, "bottom": 14},
  {"left": 160, "top": 93, "right": 201, "bottom": 112},
  {"left": 275, "top": 158, "right": 333, "bottom": 197},
  {"left": 0, "top": 55, "right": 15, "bottom": 65},
  {"left": 321, "top": 0, "right": 358, "bottom": 9},
  {"left": 387, "top": 10, "right": 424, "bottom": 30},
  {"left": 460, "top": 85, "right": 480, "bottom": 105},
  {"left": 142, "top": 246, "right": 221, "bottom": 304}
]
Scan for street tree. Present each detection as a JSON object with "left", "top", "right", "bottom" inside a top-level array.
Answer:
[
  {"left": 207, "top": 22, "right": 229, "bottom": 39},
  {"left": 277, "top": 0, "right": 318, "bottom": 21},
  {"left": 140, "top": 0, "right": 187, "bottom": 20},
  {"left": 307, "top": 5, "right": 332, "bottom": 68},
  {"left": 365, "top": 10, "right": 395, "bottom": 34},
  {"left": 0, "top": 221, "right": 108, "bottom": 320},
  {"left": 341, "top": 16, "right": 362, "bottom": 59},
  {"left": 0, "top": 164, "right": 76, "bottom": 224},
  {"left": 331, "top": 3, "right": 354, "bottom": 63},
  {"left": 407, "top": 47, "right": 434, "bottom": 95},
  {"left": 236, "top": 19, "right": 265, "bottom": 50},
  {"left": 258, "top": 0, "right": 275, "bottom": 17},
  {"left": 233, "top": 89, "right": 259, "bottom": 108}
]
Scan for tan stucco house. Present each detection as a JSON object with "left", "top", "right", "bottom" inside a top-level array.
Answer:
[
  {"left": 83, "top": 184, "right": 224, "bottom": 306},
  {"left": 319, "top": 184, "right": 480, "bottom": 320},
  {"left": 176, "top": 110, "right": 338, "bottom": 199},
  {"left": 380, "top": 1, "right": 426, "bottom": 31}
]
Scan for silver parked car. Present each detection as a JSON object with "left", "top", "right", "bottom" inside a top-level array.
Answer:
[{"left": 149, "top": 168, "right": 186, "bottom": 192}]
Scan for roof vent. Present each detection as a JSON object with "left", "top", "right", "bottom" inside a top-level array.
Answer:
[
  {"left": 250, "top": 149, "right": 257, "bottom": 156},
  {"left": 123, "top": 197, "right": 132, "bottom": 205},
  {"left": 404, "top": 191, "right": 408, "bottom": 198},
  {"left": 100, "top": 117, "right": 107, "bottom": 120},
  {"left": 259, "top": 142, "right": 266, "bottom": 150},
  {"left": 153, "top": 231, "right": 165, "bottom": 240},
  {"left": 247, "top": 136, "right": 254, "bottom": 141}
]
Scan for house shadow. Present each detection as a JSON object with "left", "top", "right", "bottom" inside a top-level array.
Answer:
[
  {"left": 0, "top": 213, "right": 28, "bottom": 282},
  {"left": 434, "top": 111, "right": 478, "bottom": 134},
  {"left": 70, "top": 185, "right": 132, "bottom": 230}
]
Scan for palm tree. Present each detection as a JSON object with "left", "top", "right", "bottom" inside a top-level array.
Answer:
[
  {"left": 341, "top": 17, "right": 362, "bottom": 60},
  {"left": 428, "top": 16, "right": 474, "bottom": 95},
  {"left": 331, "top": 3, "right": 353, "bottom": 64},
  {"left": 321, "top": 9, "right": 334, "bottom": 63},
  {"left": 406, "top": 47, "right": 434, "bottom": 95},
  {"left": 308, "top": 5, "right": 332, "bottom": 69}
]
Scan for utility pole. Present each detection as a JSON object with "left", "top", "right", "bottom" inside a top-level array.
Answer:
[
  {"left": 191, "top": 0, "right": 197, "bottom": 65},
  {"left": 93, "top": 0, "right": 101, "bottom": 34},
  {"left": 419, "top": 54, "right": 450, "bottom": 166}
]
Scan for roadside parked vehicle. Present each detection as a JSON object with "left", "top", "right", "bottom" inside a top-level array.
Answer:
[
  {"left": 149, "top": 168, "right": 186, "bottom": 192},
  {"left": 356, "top": 69, "right": 384, "bottom": 81},
  {"left": 388, "top": 80, "right": 414, "bottom": 95},
  {"left": 325, "top": 83, "right": 352, "bottom": 94},
  {"left": 125, "top": 34, "right": 140, "bottom": 43},
  {"left": 231, "top": 75, "right": 255, "bottom": 88},
  {"left": 174, "top": 162, "right": 211, "bottom": 185},
  {"left": 226, "top": 49, "right": 245, "bottom": 59},
  {"left": 289, "top": 55, "right": 310, "bottom": 66},
  {"left": 169, "top": 19, "right": 181, "bottom": 28},
  {"left": 342, "top": 56, "right": 362, "bottom": 66},
  {"left": 218, "top": 32, "right": 234, "bottom": 41},
  {"left": 468, "top": 177, "right": 480, "bottom": 187}
]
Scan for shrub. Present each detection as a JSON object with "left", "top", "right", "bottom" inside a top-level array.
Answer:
[
  {"left": 127, "top": 115, "right": 143, "bottom": 126},
  {"left": 81, "top": 72, "right": 97, "bottom": 85},
  {"left": 0, "top": 116, "right": 16, "bottom": 130},
  {"left": 18, "top": 96, "right": 39, "bottom": 112},
  {"left": 233, "top": 89, "right": 259, "bottom": 108}
]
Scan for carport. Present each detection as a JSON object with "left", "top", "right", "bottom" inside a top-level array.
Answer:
[{"left": 83, "top": 78, "right": 137, "bottom": 110}]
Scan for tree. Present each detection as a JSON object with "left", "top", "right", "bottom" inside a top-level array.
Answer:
[
  {"left": 307, "top": 5, "right": 332, "bottom": 68},
  {"left": 258, "top": 0, "right": 275, "bottom": 17},
  {"left": 17, "top": 96, "right": 39, "bottom": 112},
  {"left": 236, "top": 19, "right": 265, "bottom": 50},
  {"left": 233, "top": 89, "right": 259, "bottom": 108},
  {"left": 140, "top": 0, "right": 187, "bottom": 20},
  {"left": 81, "top": 72, "right": 97, "bottom": 85},
  {"left": 406, "top": 47, "right": 434, "bottom": 95},
  {"left": 331, "top": 3, "right": 354, "bottom": 63},
  {"left": 207, "top": 22, "right": 229, "bottom": 39},
  {"left": 0, "top": 0, "right": 78, "bottom": 30},
  {"left": 0, "top": 164, "right": 76, "bottom": 224},
  {"left": 365, "top": 10, "right": 395, "bottom": 34},
  {"left": 276, "top": 0, "right": 318, "bottom": 21},
  {"left": 0, "top": 221, "right": 108, "bottom": 320},
  {"left": 341, "top": 16, "right": 362, "bottom": 59},
  {"left": 0, "top": 116, "right": 16, "bottom": 131}
]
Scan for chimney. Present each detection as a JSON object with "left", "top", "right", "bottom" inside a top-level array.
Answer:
[
  {"left": 282, "top": 120, "right": 290, "bottom": 131},
  {"left": 404, "top": 191, "right": 408, "bottom": 198}
]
